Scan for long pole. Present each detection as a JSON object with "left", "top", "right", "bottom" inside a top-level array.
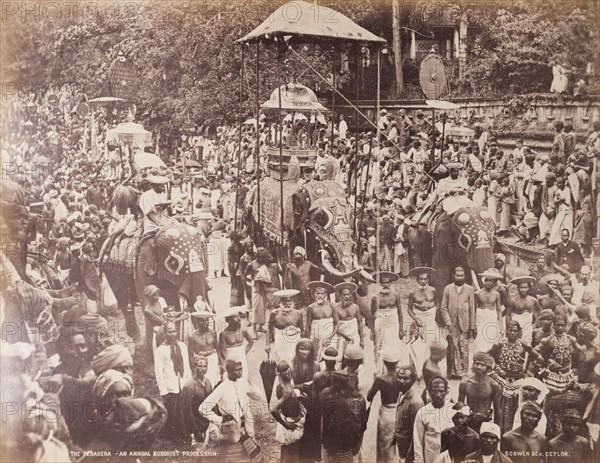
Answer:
[
  {"left": 353, "top": 44, "right": 360, "bottom": 240},
  {"left": 375, "top": 47, "right": 382, "bottom": 272},
  {"left": 277, "top": 41, "right": 285, "bottom": 250},
  {"left": 234, "top": 44, "right": 245, "bottom": 235},
  {"left": 430, "top": 108, "right": 436, "bottom": 166},
  {"left": 331, "top": 48, "right": 336, "bottom": 147},
  {"left": 255, "top": 43, "right": 261, "bottom": 243}
]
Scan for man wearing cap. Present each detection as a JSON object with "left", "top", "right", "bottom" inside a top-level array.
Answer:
[
  {"left": 437, "top": 403, "right": 481, "bottom": 463},
  {"left": 267, "top": 289, "right": 303, "bottom": 367},
  {"left": 307, "top": 281, "right": 339, "bottom": 361},
  {"left": 440, "top": 266, "right": 476, "bottom": 379},
  {"left": 367, "top": 350, "right": 401, "bottom": 462},
  {"left": 332, "top": 282, "right": 364, "bottom": 362},
  {"left": 536, "top": 274, "right": 563, "bottom": 312},
  {"left": 435, "top": 162, "right": 468, "bottom": 200},
  {"left": 313, "top": 346, "right": 339, "bottom": 399},
  {"left": 549, "top": 408, "right": 592, "bottom": 460},
  {"left": 459, "top": 352, "right": 501, "bottom": 432},
  {"left": 501, "top": 401, "right": 550, "bottom": 462},
  {"left": 139, "top": 175, "right": 171, "bottom": 235},
  {"left": 371, "top": 271, "right": 404, "bottom": 374},
  {"left": 465, "top": 422, "right": 513, "bottom": 463},
  {"left": 507, "top": 276, "right": 541, "bottom": 345}
]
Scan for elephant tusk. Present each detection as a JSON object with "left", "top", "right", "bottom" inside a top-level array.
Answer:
[
  {"left": 322, "top": 260, "right": 348, "bottom": 279},
  {"left": 471, "top": 269, "right": 481, "bottom": 291},
  {"left": 360, "top": 269, "right": 375, "bottom": 283}
]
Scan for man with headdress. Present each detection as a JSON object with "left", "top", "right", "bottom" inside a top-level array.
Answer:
[
  {"left": 91, "top": 343, "right": 133, "bottom": 376},
  {"left": 332, "top": 282, "right": 364, "bottom": 362},
  {"left": 92, "top": 368, "right": 134, "bottom": 420},
  {"left": 284, "top": 246, "right": 323, "bottom": 310},
  {"left": 371, "top": 271, "right": 404, "bottom": 374},
  {"left": 458, "top": 352, "right": 501, "bottom": 432},
  {"left": 200, "top": 357, "right": 257, "bottom": 460},
  {"left": 306, "top": 281, "right": 338, "bottom": 361},
  {"left": 507, "top": 276, "right": 540, "bottom": 345},
  {"left": 501, "top": 401, "right": 550, "bottom": 461},
  {"left": 536, "top": 274, "right": 564, "bottom": 312},
  {"left": 267, "top": 289, "right": 303, "bottom": 367},
  {"left": 435, "top": 162, "right": 469, "bottom": 199},
  {"left": 77, "top": 313, "right": 112, "bottom": 358},
  {"left": 440, "top": 266, "right": 476, "bottom": 379},
  {"left": 438, "top": 403, "right": 481, "bottom": 463},
  {"left": 465, "top": 422, "right": 513, "bottom": 463},
  {"left": 154, "top": 321, "right": 192, "bottom": 441},
  {"left": 532, "top": 309, "right": 555, "bottom": 348}
]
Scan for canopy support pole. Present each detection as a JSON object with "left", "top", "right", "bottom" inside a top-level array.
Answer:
[
  {"left": 255, "top": 42, "right": 262, "bottom": 243},
  {"left": 353, "top": 44, "right": 360, "bottom": 241},
  {"left": 277, "top": 40, "right": 285, "bottom": 251},
  {"left": 331, "top": 48, "right": 336, "bottom": 147},
  {"left": 234, "top": 44, "right": 245, "bottom": 235},
  {"left": 430, "top": 108, "right": 435, "bottom": 166},
  {"left": 375, "top": 46, "right": 381, "bottom": 272}
]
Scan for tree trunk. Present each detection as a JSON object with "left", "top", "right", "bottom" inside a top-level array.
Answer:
[{"left": 392, "top": 0, "right": 403, "bottom": 97}]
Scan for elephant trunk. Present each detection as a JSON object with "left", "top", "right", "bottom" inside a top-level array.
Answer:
[{"left": 471, "top": 269, "right": 482, "bottom": 291}]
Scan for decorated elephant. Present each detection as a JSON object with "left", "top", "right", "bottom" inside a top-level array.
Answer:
[
  {"left": 409, "top": 205, "right": 496, "bottom": 304},
  {"left": 100, "top": 186, "right": 210, "bottom": 354}
]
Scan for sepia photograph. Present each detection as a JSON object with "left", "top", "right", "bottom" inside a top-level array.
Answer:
[{"left": 0, "top": 0, "right": 599, "bottom": 462}]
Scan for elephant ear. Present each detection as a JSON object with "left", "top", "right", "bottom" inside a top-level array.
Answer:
[
  {"left": 137, "top": 237, "right": 157, "bottom": 276},
  {"left": 292, "top": 190, "right": 309, "bottom": 230}
]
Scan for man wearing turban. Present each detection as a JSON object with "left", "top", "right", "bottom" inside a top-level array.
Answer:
[
  {"left": 458, "top": 352, "right": 501, "bottom": 433},
  {"left": 501, "top": 401, "right": 550, "bottom": 458},
  {"left": 91, "top": 343, "right": 133, "bottom": 376},
  {"left": 92, "top": 369, "right": 134, "bottom": 419}
]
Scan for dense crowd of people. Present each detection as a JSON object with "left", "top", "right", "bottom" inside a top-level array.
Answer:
[{"left": 1, "top": 83, "right": 599, "bottom": 463}]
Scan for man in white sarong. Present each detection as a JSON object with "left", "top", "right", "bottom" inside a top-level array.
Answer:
[
  {"left": 332, "top": 282, "right": 364, "bottom": 364},
  {"left": 371, "top": 272, "right": 404, "bottom": 375},
  {"left": 306, "top": 281, "right": 338, "bottom": 362},
  {"left": 139, "top": 175, "right": 171, "bottom": 235},
  {"left": 267, "top": 289, "right": 303, "bottom": 367}
]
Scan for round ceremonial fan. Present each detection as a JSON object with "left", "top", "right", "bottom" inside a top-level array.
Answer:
[{"left": 419, "top": 52, "right": 447, "bottom": 100}]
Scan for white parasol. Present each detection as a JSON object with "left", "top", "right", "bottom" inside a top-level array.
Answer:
[{"left": 134, "top": 151, "right": 167, "bottom": 169}]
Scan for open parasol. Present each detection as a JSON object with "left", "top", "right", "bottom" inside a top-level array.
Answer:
[
  {"left": 260, "top": 351, "right": 277, "bottom": 405},
  {"left": 87, "top": 96, "right": 128, "bottom": 107},
  {"left": 134, "top": 151, "right": 167, "bottom": 169}
]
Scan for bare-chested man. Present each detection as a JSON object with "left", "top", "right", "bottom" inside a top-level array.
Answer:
[
  {"left": 507, "top": 276, "right": 541, "bottom": 345},
  {"left": 188, "top": 312, "right": 222, "bottom": 387},
  {"left": 332, "top": 282, "right": 364, "bottom": 363},
  {"left": 407, "top": 267, "right": 438, "bottom": 377},
  {"left": 371, "top": 271, "right": 404, "bottom": 375},
  {"left": 367, "top": 350, "right": 401, "bottom": 463},
  {"left": 474, "top": 268, "right": 504, "bottom": 352},
  {"left": 458, "top": 352, "right": 501, "bottom": 433},
  {"left": 267, "top": 289, "right": 303, "bottom": 366},
  {"left": 306, "top": 281, "right": 338, "bottom": 361},
  {"left": 536, "top": 274, "right": 563, "bottom": 312},
  {"left": 284, "top": 246, "right": 323, "bottom": 309}
]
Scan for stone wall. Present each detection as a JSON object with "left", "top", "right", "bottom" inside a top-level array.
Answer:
[{"left": 337, "top": 95, "right": 600, "bottom": 154}]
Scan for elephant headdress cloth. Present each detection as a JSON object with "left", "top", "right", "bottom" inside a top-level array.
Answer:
[{"left": 153, "top": 223, "right": 210, "bottom": 305}]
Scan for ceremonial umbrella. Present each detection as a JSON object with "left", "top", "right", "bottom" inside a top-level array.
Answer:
[
  {"left": 176, "top": 159, "right": 202, "bottom": 169},
  {"left": 243, "top": 118, "right": 257, "bottom": 128},
  {"left": 134, "top": 151, "right": 166, "bottom": 169},
  {"left": 31, "top": 155, "right": 52, "bottom": 165},
  {"left": 87, "top": 96, "right": 128, "bottom": 107},
  {"left": 260, "top": 351, "right": 277, "bottom": 405}
]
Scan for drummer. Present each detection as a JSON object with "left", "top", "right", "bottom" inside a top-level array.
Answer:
[
  {"left": 306, "top": 281, "right": 338, "bottom": 362},
  {"left": 332, "top": 282, "right": 364, "bottom": 364},
  {"left": 267, "top": 289, "right": 304, "bottom": 366}
]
